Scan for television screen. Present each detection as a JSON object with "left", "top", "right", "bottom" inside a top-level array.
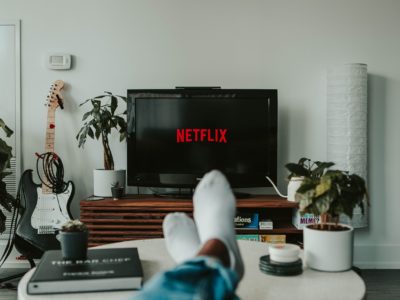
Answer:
[{"left": 127, "top": 89, "right": 277, "bottom": 188}]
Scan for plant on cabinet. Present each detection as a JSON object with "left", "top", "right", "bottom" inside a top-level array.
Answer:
[
  {"left": 0, "top": 119, "right": 15, "bottom": 233},
  {"left": 76, "top": 92, "right": 127, "bottom": 197},
  {"left": 295, "top": 164, "right": 368, "bottom": 271},
  {"left": 111, "top": 181, "right": 124, "bottom": 200},
  {"left": 285, "top": 157, "right": 334, "bottom": 202}
]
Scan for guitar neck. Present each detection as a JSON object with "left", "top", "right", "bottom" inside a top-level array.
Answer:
[
  {"left": 45, "top": 109, "right": 55, "bottom": 153},
  {"left": 42, "top": 109, "right": 55, "bottom": 193}
]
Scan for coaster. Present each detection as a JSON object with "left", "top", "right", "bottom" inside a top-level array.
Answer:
[{"left": 259, "top": 255, "right": 303, "bottom": 276}]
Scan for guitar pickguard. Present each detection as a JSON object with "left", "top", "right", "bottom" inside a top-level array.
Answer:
[{"left": 31, "top": 183, "right": 73, "bottom": 234}]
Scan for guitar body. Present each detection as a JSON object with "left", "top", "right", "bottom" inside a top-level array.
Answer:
[
  {"left": 31, "top": 183, "right": 73, "bottom": 233},
  {"left": 16, "top": 170, "right": 74, "bottom": 257}
]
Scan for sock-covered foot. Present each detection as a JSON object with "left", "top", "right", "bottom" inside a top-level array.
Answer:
[
  {"left": 193, "top": 170, "right": 244, "bottom": 279},
  {"left": 163, "top": 212, "right": 201, "bottom": 264}
]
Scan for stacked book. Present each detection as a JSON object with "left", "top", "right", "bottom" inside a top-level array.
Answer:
[
  {"left": 236, "top": 234, "right": 259, "bottom": 241},
  {"left": 259, "top": 234, "right": 286, "bottom": 244},
  {"left": 259, "top": 219, "right": 273, "bottom": 230},
  {"left": 234, "top": 212, "right": 259, "bottom": 229},
  {"left": 28, "top": 247, "right": 143, "bottom": 295}
]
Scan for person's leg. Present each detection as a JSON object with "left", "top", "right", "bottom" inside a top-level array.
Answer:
[
  {"left": 197, "top": 238, "right": 230, "bottom": 268},
  {"left": 163, "top": 212, "right": 201, "bottom": 264},
  {"left": 134, "top": 170, "right": 242, "bottom": 300},
  {"left": 193, "top": 170, "right": 244, "bottom": 279}
]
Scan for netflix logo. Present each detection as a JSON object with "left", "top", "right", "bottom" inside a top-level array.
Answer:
[{"left": 176, "top": 129, "right": 227, "bottom": 143}]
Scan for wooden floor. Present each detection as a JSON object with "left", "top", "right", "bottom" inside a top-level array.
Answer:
[
  {"left": 361, "top": 269, "right": 400, "bottom": 300},
  {"left": 1, "top": 268, "right": 399, "bottom": 299}
]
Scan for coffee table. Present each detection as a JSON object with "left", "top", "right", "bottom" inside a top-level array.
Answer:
[{"left": 18, "top": 239, "right": 366, "bottom": 300}]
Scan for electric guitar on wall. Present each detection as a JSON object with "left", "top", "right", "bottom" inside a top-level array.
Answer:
[{"left": 16, "top": 80, "right": 74, "bottom": 256}]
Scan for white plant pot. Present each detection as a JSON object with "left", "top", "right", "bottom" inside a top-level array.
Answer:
[
  {"left": 93, "top": 169, "right": 126, "bottom": 197},
  {"left": 287, "top": 176, "right": 304, "bottom": 202},
  {"left": 304, "top": 223, "right": 354, "bottom": 272}
]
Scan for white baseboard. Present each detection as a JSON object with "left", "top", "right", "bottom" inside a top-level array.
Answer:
[{"left": 354, "top": 244, "right": 400, "bottom": 269}]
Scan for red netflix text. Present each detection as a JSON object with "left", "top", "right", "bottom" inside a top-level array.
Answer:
[{"left": 176, "top": 129, "right": 228, "bottom": 143}]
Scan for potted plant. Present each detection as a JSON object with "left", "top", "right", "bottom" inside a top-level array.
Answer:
[
  {"left": 76, "top": 92, "right": 127, "bottom": 197},
  {"left": 295, "top": 164, "right": 368, "bottom": 271},
  {"left": 111, "top": 181, "right": 124, "bottom": 200},
  {"left": 285, "top": 158, "right": 334, "bottom": 202},
  {"left": 57, "top": 219, "right": 88, "bottom": 260},
  {"left": 0, "top": 119, "right": 15, "bottom": 233}
]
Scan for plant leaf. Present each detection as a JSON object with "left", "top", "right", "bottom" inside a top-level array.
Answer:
[
  {"left": 88, "top": 127, "right": 94, "bottom": 139},
  {"left": 111, "top": 96, "right": 118, "bottom": 115},
  {"left": 82, "top": 111, "right": 91, "bottom": 121},
  {"left": 0, "top": 119, "right": 13, "bottom": 137},
  {"left": 285, "top": 163, "right": 310, "bottom": 177}
]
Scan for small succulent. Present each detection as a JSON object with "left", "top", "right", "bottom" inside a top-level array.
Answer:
[
  {"left": 111, "top": 181, "right": 122, "bottom": 188},
  {"left": 61, "top": 219, "right": 88, "bottom": 232}
]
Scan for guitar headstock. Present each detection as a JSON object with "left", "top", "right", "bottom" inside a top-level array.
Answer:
[{"left": 46, "top": 80, "right": 65, "bottom": 110}]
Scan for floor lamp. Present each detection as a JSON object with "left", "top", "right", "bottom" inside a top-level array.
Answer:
[{"left": 327, "top": 63, "right": 368, "bottom": 228}]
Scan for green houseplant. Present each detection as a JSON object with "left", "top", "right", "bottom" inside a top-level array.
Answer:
[
  {"left": 294, "top": 160, "right": 368, "bottom": 271},
  {"left": 76, "top": 92, "right": 127, "bottom": 197},
  {"left": 0, "top": 119, "right": 15, "bottom": 233},
  {"left": 285, "top": 157, "right": 335, "bottom": 180},
  {"left": 285, "top": 157, "right": 334, "bottom": 202}
]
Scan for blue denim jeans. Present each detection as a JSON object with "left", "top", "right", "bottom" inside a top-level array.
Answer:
[{"left": 133, "top": 256, "right": 240, "bottom": 300}]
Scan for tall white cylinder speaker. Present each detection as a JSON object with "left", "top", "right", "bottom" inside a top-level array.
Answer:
[{"left": 327, "top": 63, "right": 368, "bottom": 228}]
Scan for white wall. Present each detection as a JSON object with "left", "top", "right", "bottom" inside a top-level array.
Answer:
[{"left": 1, "top": 0, "right": 399, "bottom": 268}]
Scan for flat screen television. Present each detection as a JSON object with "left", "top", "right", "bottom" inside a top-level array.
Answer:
[{"left": 127, "top": 88, "right": 277, "bottom": 188}]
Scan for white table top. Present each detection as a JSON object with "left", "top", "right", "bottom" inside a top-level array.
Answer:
[{"left": 18, "top": 239, "right": 366, "bottom": 300}]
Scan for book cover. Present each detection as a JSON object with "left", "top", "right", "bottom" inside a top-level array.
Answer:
[
  {"left": 234, "top": 212, "right": 259, "bottom": 229},
  {"left": 236, "top": 234, "right": 259, "bottom": 241},
  {"left": 28, "top": 247, "right": 143, "bottom": 294},
  {"left": 259, "top": 234, "right": 286, "bottom": 244},
  {"left": 292, "top": 209, "right": 320, "bottom": 229}
]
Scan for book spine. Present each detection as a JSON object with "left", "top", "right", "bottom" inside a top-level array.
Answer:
[{"left": 236, "top": 234, "right": 259, "bottom": 241}]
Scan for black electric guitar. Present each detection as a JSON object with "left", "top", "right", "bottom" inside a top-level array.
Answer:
[{"left": 16, "top": 80, "right": 74, "bottom": 257}]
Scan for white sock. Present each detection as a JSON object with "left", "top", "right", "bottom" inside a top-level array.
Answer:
[
  {"left": 193, "top": 170, "right": 244, "bottom": 279},
  {"left": 163, "top": 212, "right": 201, "bottom": 264}
]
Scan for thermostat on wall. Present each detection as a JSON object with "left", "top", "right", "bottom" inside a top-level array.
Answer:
[{"left": 47, "top": 54, "right": 71, "bottom": 70}]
